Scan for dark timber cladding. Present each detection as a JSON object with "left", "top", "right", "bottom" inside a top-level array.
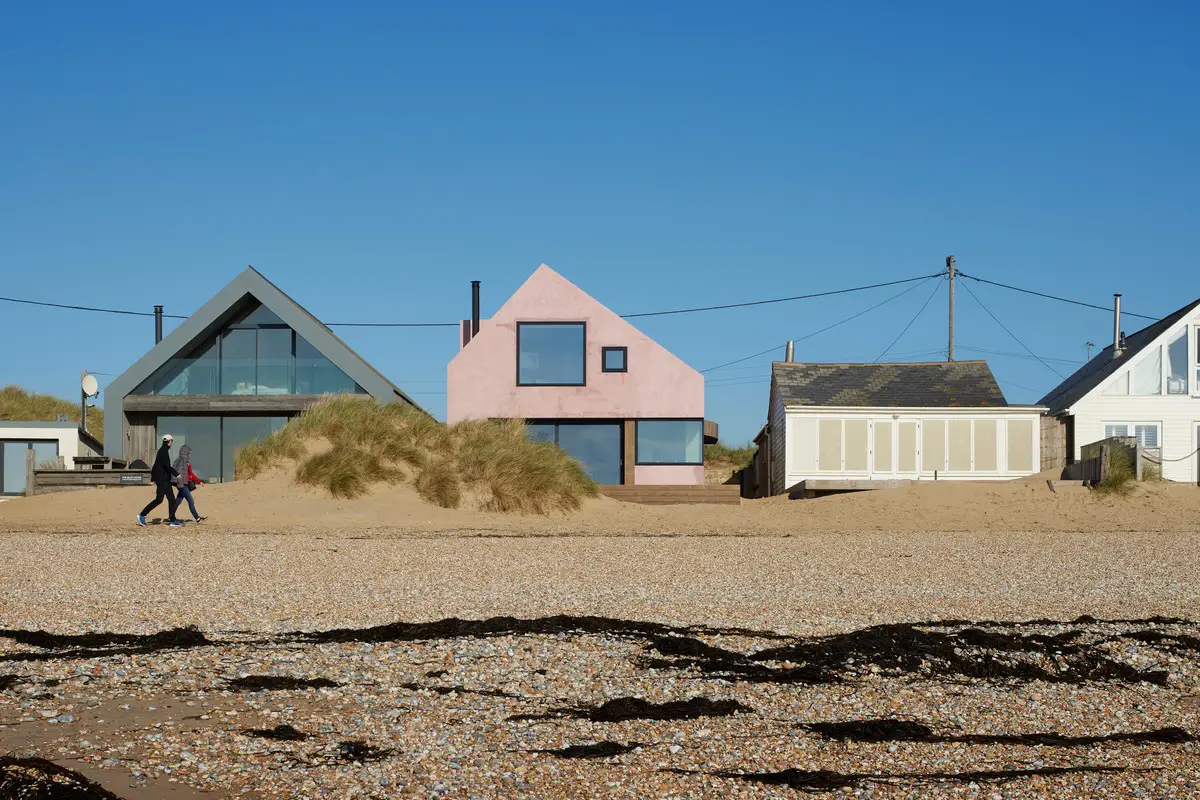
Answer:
[{"left": 104, "top": 267, "right": 428, "bottom": 467}]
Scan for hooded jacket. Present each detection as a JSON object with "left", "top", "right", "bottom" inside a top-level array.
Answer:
[{"left": 172, "top": 445, "right": 191, "bottom": 485}]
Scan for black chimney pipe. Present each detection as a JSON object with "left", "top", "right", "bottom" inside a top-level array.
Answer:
[
  {"left": 470, "top": 281, "right": 480, "bottom": 337},
  {"left": 154, "top": 305, "right": 163, "bottom": 344}
]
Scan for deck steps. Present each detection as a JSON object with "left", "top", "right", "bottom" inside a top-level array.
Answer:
[{"left": 599, "top": 485, "right": 741, "bottom": 506}]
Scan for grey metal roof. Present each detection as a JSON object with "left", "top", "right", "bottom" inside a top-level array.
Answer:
[
  {"left": 1039, "top": 298, "right": 1200, "bottom": 415},
  {"left": 772, "top": 360, "right": 1008, "bottom": 408},
  {"left": 103, "top": 267, "right": 427, "bottom": 458}
]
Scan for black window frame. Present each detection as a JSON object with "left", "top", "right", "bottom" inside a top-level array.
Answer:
[
  {"left": 601, "top": 346, "right": 628, "bottom": 373},
  {"left": 515, "top": 321, "right": 588, "bottom": 387},
  {"left": 634, "top": 418, "right": 705, "bottom": 466},
  {"left": 523, "top": 418, "right": 625, "bottom": 485}
]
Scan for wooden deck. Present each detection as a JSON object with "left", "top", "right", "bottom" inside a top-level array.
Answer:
[
  {"left": 600, "top": 484, "right": 741, "bottom": 506},
  {"left": 787, "top": 479, "right": 912, "bottom": 499}
]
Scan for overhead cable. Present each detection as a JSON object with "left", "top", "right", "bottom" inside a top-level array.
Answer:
[
  {"left": 701, "top": 276, "right": 941, "bottom": 373},
  {"left": 956, "top": 272, "right": 1156, "bottom": 321},
  {"left": 621, "top": 273, "right": 943, "bottom": 319},
  {"left": 958, "top": 280, "right": 1064, "bottom": 379},
  {"left": 874, "top": 278, "right": 944, "bottom": 362}
]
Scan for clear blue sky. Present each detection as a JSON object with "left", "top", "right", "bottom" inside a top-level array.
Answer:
[{"left": 3, "top": 1, "right": 1198, "bottom": 444}]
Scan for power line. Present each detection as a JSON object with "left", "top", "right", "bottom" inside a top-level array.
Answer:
[
  {"left": 958, "top": 279, "right": 1064, "bottom": 379},
  {"left": 700, "top": 276, "right": 941, "bottom": 373},
  {"left": 621, "top": 273, "right": 944, "bottom": 319},
  {"left": 874, "top": 278, "right": 944, "bottom": 362},
  {"left": 957, "top": 344, "right": 1083, "bottom": 366},
  {"left": 1, "top": 273, "right": 943, "bottom": 328},
  {"left": 956, "top": 272, "right": 1157, "bottom": 321},
  {"left": 0, "top": 295, "right": 187, "bottom": 318}
]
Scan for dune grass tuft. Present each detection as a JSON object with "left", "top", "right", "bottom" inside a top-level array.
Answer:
[
  {"left": 235, "top": 396, "right": 598, "bottom": 513},
  {"left": 0, "top": 385, "right": 104, "bottom": 442},
  {"left": 1094, "top": 450, "right": 1136, "bottom": 498}
]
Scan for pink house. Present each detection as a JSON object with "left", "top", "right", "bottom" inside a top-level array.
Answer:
[{"left": 447, "top": 264, "right": 714, "bottom": 485}]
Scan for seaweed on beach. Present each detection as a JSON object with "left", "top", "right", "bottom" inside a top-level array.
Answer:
[
  {"left": 804, "top": 718, "right": 1196, "bottom": 746},
  {"left": 0, "top": 756, "right": 126, "bottom": 799},
  {"left": 226, "top": 675, "right": 340, "bottom": 691},
  {"left": 0, "top": 627, "right": 210, "bottom": 663}
]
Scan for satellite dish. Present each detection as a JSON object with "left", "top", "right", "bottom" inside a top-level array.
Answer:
[{"left": 81, "top": 374, "right": 99, "bottom": 397}]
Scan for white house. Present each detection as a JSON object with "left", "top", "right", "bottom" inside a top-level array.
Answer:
[
  {"left": 1040, "top": 297, "right": 1200, "bottom": 483},
  {"left": 0, "top": 421, "right": 104, "bottom": 495},
  {"left": 764, "top": 360, "right": 1045, "bottom": 496}
]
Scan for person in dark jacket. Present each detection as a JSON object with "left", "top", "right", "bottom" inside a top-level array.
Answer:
[
  {"left": 138, "top": 434, "right": 182, "bottom": 527},
  {"left": 171, "top": 444, "right": 207, "bottom": 523}
]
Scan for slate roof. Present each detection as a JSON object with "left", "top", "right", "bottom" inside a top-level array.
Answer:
[
  {"left": 772, "top": 360, "right": 1009, "bottom": 408},
  {"left": 1039, "top": 298, "right": 1200, "bottom": 415}
]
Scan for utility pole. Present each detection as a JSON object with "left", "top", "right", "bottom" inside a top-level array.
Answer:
[{"left": 946, "top": 255, "right": 955, "bottom": 362}]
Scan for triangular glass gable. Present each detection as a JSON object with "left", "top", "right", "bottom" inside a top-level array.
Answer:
[{"left": 132, "top": 301, "right": 365, "bottom": 396}]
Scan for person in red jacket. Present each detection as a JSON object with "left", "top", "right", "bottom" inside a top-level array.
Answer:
[{"left": 171, "top": 444, "right": 207, "bottom": 523}]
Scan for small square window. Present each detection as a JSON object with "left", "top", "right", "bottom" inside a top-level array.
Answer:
[{"left": 602, "top": 347, "right": 628, "bottom": 373}]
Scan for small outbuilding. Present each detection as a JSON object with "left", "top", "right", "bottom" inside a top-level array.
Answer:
[
  {"left": 1, "top": 422, "right": 104, "bottom": 495},
  {"left": 758, "top": 360, "right": 1045, "bottom": 497}
]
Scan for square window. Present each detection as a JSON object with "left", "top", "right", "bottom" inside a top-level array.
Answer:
[
  {"left": 602, "top": 347, "right": 628, "bottom": 373},
  {"left": 635, "top": 420, "right": 703, "bottom": 465},
  {"left": 517, "top": 323, "right": 586, "bottom": 386}
]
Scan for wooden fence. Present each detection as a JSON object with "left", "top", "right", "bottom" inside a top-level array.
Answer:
[{"left": 1063, "top": 436, "right": 1143, "bottom": 483}]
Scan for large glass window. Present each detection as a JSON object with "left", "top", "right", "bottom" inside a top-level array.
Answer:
[
  {"left": 156, "top": 415, "right": 285, "bottom": 483},
  {"left": 222, "top": 416, "right": 288, "bottom": 482},
  {"left": 156, "top": 416, "right": 221, "bottom": 482},
  {"left": 1131, "top": 347, "right": 1162, "bottom": 395},
  {"left": 517, "top": 323, "right": 586, "bottom": 386},
  {"left": 295, "top": 335, "right": 360, "bottom": 394},
  {"left": 635, "top": 420, "right": 703, "bottom": 465},
  {"left": 257, "top": 328, "right": 294, "bottom": 395},
  {"left": 134, "top": 302, "right": 366, "bottom": 396},
  {"left": 220, "top": 329, "right": 258, "bottom": 395},
  {"left": 525, "top": 421, "right": 621, "bottom": 484},
  {"left": 1167, "top": 330, "right": 1189, "bottom": 395}
]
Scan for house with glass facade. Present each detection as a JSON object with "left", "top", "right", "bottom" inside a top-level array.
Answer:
[
  {"left": 446, "top": 264, "right": 716, "bottom": 485},
  {"left": 103, "top": 267, "right": 424, "bottom": 482}
]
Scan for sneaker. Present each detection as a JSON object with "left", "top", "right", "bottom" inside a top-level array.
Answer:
[
  {"left": 194, "top": 516, "right": 207, "bottom": 523},
  {"left": 137, "top": 514, "right": 147, "bottom": 527},
  {"left": 168, "top": 520, "right": 184, "bottom": 527}
]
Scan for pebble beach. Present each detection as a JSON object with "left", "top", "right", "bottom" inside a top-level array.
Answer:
[{"left": 1, "top": 529, "right": 1198, "bottom": 798}]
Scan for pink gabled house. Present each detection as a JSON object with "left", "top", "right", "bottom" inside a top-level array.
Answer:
[{"left": 447, "top": 264, "right": 714, "bottom": 486}]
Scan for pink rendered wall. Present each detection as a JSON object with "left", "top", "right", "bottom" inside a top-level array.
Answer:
[
  {"left": 447, "top": 265, "right": 704, "bottom": 424},
  {"left": 634, "top": 465, "right": 706, "bottom": 485}
]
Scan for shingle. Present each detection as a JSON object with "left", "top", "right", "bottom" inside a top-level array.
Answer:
[{"left": 772, "top": 361, "right": 1007, "bottom": 408}]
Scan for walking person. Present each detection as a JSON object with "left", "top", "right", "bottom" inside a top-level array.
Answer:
[
  {"left": 138, "top": 434, "right": 183, "bottom": 527},
  {"left": 172, "top": 444, "right": 207, "bottom": 523}
]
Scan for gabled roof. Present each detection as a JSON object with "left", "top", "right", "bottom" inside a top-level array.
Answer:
[
  {"left": 772, "top": 360, "right": 1008, "bottom": 408},
  {"left": 104, "top": 267, "right": 426, "bottom": 450},
  {"left": 1039, "top": 298, "right": 1200, "bottom": 414}
]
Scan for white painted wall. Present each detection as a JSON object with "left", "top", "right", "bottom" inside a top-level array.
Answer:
[
  {"left": 0, "top": 425, "right": 85, "bottom": 468},
  {"left": 779, "top": 406, "right": 1043, "bottom": 491},
  {"left": 1066, "top": 310, "right": 1200, "bottom": 483}
]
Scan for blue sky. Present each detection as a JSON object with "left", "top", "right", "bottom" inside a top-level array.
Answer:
[{"left": 3, "top": 1, "right": 1198, "bottom": 444}]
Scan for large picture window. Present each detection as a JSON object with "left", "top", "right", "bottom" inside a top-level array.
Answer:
[
  {"left": 636, "top": 419, "right": 703, "bottom": 465},
  {"left": 524, "top": 421, "right": 621, "bottom": 484},
  {"left": 517, "top": 323, "right": 586, "bottom": 386},
  {"left": 132, "top": 302, "right": 366, "bottom": 397}
]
